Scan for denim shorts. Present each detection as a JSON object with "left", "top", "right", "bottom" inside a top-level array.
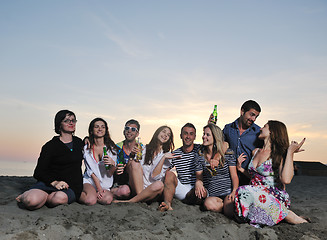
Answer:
[
  {"left": 30, "top": 181, "right": 76, "bottom": 204},
  {"left": 208, "top": 193, "right": 229, "bottom": 200}
]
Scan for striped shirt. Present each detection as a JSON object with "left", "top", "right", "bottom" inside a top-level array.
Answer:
[
  {"left": 171, "top": 144, "right": 201, "bottom": 185},
  {"left": 197, "top": 149, "right": 236, "bottom": 197}
]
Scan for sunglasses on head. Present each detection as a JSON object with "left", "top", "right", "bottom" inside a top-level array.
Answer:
[{"left": 124, "top": 126, "right": 138, "bottom": 132}]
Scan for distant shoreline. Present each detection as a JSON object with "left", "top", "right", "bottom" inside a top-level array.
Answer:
[{"left": 1, "top": 159, "right": 325, "bottom": 177}]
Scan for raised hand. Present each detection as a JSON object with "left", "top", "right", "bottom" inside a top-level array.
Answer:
[
  {"left": 289, "top": 138, "right": 306, "bottom": 154},
  {"left": 208, "top": 113, "right": 215, "bottom": 124},
  {"left": 164, "top": 152, "right": 182, "bottom": 160}
]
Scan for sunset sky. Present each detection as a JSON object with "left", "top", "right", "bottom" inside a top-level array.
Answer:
[{"left": 1, "top": 1, "right": 326, "bottom": 175}]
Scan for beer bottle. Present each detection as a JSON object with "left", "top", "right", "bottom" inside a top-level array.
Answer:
[
  {"left": 212, "top": 105, "right": 218, "bottom": 124},
  {"left": 117, "top": 149, "right": 125, "bottom": 165},
  {"left": 103, "top": 146, "right": 111, "bottom": 170},
  {"left": 136, "top": 138, "right": 143, "bottom": 162}
]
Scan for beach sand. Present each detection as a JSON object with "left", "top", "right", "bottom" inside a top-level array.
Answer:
[{"left": 0, "top": 175, "right": 326, "bottom": 240}]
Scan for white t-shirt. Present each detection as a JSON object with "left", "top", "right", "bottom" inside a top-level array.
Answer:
[{"left": 140, "top": 147, "right": 171, "bottom": 189}]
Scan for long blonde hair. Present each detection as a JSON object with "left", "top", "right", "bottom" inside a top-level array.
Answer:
[{"left": 202, "top": 123, "right": 225, "bottom": 167}]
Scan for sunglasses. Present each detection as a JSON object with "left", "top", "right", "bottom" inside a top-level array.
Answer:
[{"left": 124, "top": 126, "right": 138, "bottom": 132}]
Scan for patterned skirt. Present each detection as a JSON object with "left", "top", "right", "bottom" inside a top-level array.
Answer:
[{"left": 234, "top": 185, "right": 290, "bottom": 228}]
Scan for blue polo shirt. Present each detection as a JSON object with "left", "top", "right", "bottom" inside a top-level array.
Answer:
[{"left": 223, "top": 118, "right": 262, "bottom": 169}]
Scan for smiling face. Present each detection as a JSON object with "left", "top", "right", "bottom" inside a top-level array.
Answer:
[
  {"left": 181, "top": 126, "right": 196, "bottom": 147},
  {"left": 240, "top": 108, "right": 260, "bottom": 129},
  {"left": 124, "top": 123, "right": 139, "bottom": 142},
  {"left": 157, "top": 127, "right": 171, "bottom": 144},
  {"left": 202, "top": 127, "right": 214, "bottom": 147},
  {"left": 258, "top": 123, "right": 270, "bottom": 140},
  {"left": 60, "top": 114, "right": 76, "bottom": 134},
  {"left": 93, "top": 120, "right": 106, "bottom": 138}
]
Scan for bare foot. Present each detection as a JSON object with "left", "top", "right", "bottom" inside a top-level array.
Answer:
[
  {"left": 300, "top": 216, "right": 311, "bottom": 223},
  {"left": 16, "top": 194, "right": 22, "bottom": 202},
  {"left": 158, "top": 202, "right": 173, "bottom": 212}
]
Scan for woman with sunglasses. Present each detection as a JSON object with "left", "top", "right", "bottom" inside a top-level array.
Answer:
[
  {"left": 80, "top": 118, "right": 130, "bottom": 205},
  {"left": 16, "top": 110, "right": 84, "bottom": 210},
  {"left": 115, "top": 126, "right": 181, "bottom": 203}
]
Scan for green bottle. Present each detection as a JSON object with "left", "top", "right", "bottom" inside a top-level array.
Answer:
[
  {"left": 117, "top": 149, "right": 125, "bottom": 165},
  {"left": 103, "top": 146, "right": 111, "bottom": 170},
  {"left": 213, "top": 105, "right": 218, "bottom": 124}
]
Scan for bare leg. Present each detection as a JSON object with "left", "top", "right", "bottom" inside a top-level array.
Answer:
[
  {"left": 183, "top": 188, "right": 207, "bottom": 205},
  {"left": 97, "top": 190, "right": 114, "bottom": 205},
  {"left": 158, "top": 171, "right": 177, "bottom": 211},
  {"left": 111, "top": 185, "right": 131, "bottom": 199},
  {"left": 16, "top": 189, "right": 48, "bottom": 210},
  {"left": 204, "top": 196, "right": 223, "bottom": 212},
  {"left": 223, "top": 196, "right": 234, "bottom": 218},
  {"left": 79, "top": 183, "right": 97, "bottom": 206},
  {"left": 284, "top": 210, "right": 309, "bottom": 224},
  {"left": 126, "top": 161, "right": 144, "bottom": 195},
  {"left": 47, "top": 191, "right": 68, "bottom": 207},
  {"left": 115, "top": 181, "right": 164, "bottom": 203}
]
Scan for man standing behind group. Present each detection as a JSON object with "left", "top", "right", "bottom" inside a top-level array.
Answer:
[
  {"left": 223, "top": 100, "right": 262, "bottom": 185},
  {"left": 158, "top": 123, "right": 206, "bottom": 211}
]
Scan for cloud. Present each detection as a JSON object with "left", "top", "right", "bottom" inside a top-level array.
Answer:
[
  {"left": 0, "top": 97, "right": 51, "bottom": 112},
  {"left": 90, "top": 12, "right": 151, "bottom": 58}
]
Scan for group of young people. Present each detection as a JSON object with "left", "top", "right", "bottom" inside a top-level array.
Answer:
[{"left": 16, "top": 100, "right": 310, "bottom": 228}]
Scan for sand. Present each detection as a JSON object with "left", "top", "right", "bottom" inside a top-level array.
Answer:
[{"left": 0, "top": 175, "right": 326, "bottom": 240}]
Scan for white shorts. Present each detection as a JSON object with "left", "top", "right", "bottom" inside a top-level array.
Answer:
[
  {"left": 174, "top": 179, "right": 194, "bottom": 200},
  {"left": 83, "top": 177, "right": 112, "bottom": 190}
]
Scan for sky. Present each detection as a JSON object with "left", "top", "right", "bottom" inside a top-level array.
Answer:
[{"left": 1, "top": 1, "right": 326, "bottom": 176}]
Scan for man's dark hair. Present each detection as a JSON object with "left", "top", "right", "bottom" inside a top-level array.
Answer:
[
  {"left": 125, "top": 119, "right": 140, "bottom": 131},
  {"left": 241, "top": 100, "right": 261, "bottom": 113},
  {"left": 181, "top": 123, "right": 196, "bottom": 134}
]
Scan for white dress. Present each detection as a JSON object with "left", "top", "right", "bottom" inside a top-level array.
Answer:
[
  {"left": 83, "top": 145, "right": 117, "bottom": 190},
  {"left": 140, "top": 147, "right": 171, "bottom": 189}
]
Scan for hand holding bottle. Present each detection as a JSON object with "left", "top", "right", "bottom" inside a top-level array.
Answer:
[
  {"left": 103, "top": 155, "right": 115, "bottom": 168},
  {"left": 115, "top": 163, "right": 126, "bottom": 175}
]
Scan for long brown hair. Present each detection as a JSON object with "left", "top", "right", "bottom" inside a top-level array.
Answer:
[
  {"left": 268, "top": 120, "right": 289, "bottom": 174},
  {"left": 202, "top": 123, "right": 225, "bottom": 167},
  {"left": 88, "top": 118, "right": 119, "bottom": 155},
  {"left": 144, "top": 126, "right": 174, "bottom": 165}
]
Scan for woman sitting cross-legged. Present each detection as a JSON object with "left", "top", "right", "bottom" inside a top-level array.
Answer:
[
  {"left": 196, "top": 123, "right": 239, "bottom": 217},
  {"left": 79, "top": 118, "right": 130, "bottom": 205},
  {"left": 16, "top": 110, "right": 84, "bottom": 210}
]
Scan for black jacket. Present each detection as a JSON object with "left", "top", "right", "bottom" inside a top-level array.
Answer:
[{"left": 33, "top": 136, "right": 84, "bottom": 199}]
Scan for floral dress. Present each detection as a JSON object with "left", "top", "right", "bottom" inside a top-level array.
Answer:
[{"left": 234, "top": 151, "right": 290, "bottom": 228}]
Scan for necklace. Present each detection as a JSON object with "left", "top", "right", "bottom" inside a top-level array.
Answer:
[{"left": 92, "top": 146, "right": 100, "bottom": 163}]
